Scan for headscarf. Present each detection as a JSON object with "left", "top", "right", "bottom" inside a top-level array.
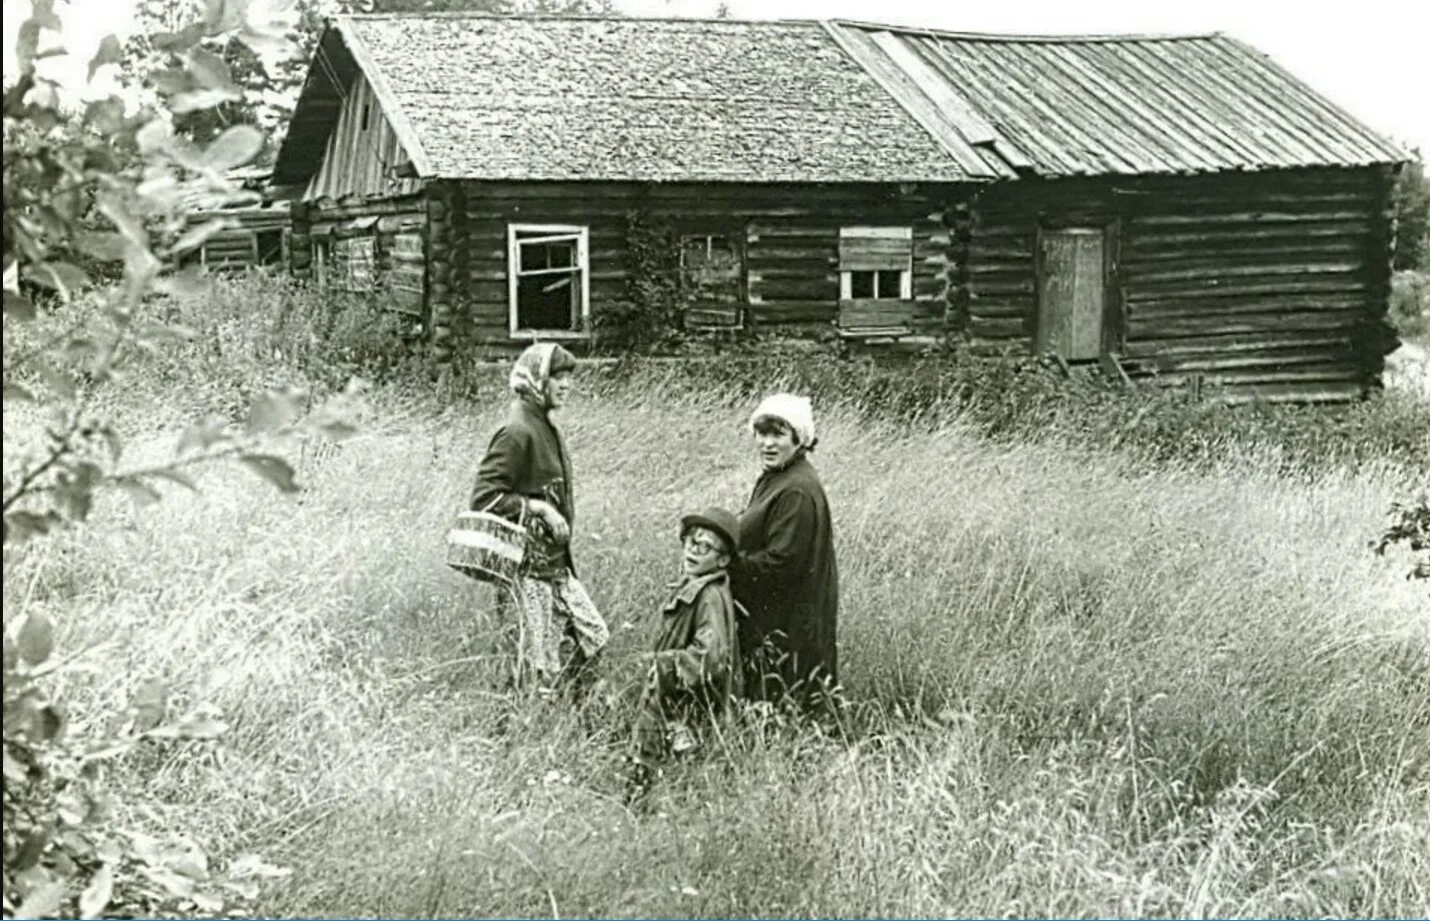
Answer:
[
  {"left": 749, "top": 393, "right": 816, "bottom": 449},
  {"left": 509, "top": 343, "right": 576, "bottom": 408}
]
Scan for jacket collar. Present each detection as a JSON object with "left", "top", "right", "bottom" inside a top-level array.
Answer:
[{"left": 665, "top": 569, "right": 728, "bottom": 608}]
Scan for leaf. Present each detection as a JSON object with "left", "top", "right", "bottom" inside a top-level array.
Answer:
[
  {"left": 14, "top": 880, "right": 65, "bottom": 919},
  {"left": 187, "top": 47, "right": 236, "bottom": 93},
  {"left": 156, "top": 265, "right": 209, "bottom": 298},
  {"left": 177, "top": 415, "right": 229, "bottom": 455},
  {"left": 18, "top": 611, "right": 54, "bottom": 665},
  {"left": 74, "top": 231, "right": 129, "bottom": 262},
  {"left": 172, "top": 218, "right": 234, "bottom": 256},
  {"left": 132, "top": 678, "right": 168, "bottom": 731},
  {"left": 315, "top": 419, "right": 359, "bottom": 442},
  {"left": 97, "top": 193, "right": 148, "bottom": 247},
  {"left": 239, "top": 454, "right": 298, "bottom": 493},
  {"left": 14, "top": 827, "right": 51, "bottom": 870},
  {"left": 35, "top": 361, "right": 76, "bottom": 399},
  {"left": 79, "top": 865, "right": 114, "bottom": 919},
  {"left": 245, "top": 389, "right": 300, "bottom": 435},
  {"left": 200, "top": 125, "right": 264, "bottom": 171},
  {"left": 31, "top": 704, "right": 63, "bottom": 742},
  {"left": 4, "top": 510, "right": 62, "bottom": 543},
  {"left": 228, "top": 854, "right": 292, "bottom": 879},
  {"left": 151, "top": 469, "right": 199, "bottom": 492},
  {"left": 118, "top": 478, "right": 163, "bottom": 508},
  {"left": 87, "top": 34, "right": 123, "bottom": 82},
  {"left": 171, "top": 87, "right": 241, "bottom": 115},
  {"left": 4, "top": 289, "right": 36, "bottom": 319},
  {"left": 83, "top": 97, "right": 125, "bottom": 133},
  {"left": 238, "top": 454, "right": 297, "bottom": 491},
  {"left": 23, "top": 261, "right": 89, "bottom": 300},
  {"left": 152, "top": 23, "right": 208, "bottom": 53}
]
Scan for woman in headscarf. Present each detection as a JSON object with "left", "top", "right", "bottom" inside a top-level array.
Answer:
[
  {"left": 470, "top": 343, "right": 609, "bottom": 688},
  {"left": 732, "top": 393, "right": 840, "bottom": 708}
]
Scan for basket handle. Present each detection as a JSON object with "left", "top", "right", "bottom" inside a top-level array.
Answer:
[{"left": 479, "top": 494, "right": 527, "bottom": 530}]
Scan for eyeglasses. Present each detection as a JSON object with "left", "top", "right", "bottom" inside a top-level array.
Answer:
[{"left": 683, "top": 535, "right": 724, "bottom": 555}]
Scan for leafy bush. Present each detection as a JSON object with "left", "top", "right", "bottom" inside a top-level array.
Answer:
[
  {"left": 3, "top": 2, "right": 355, "bottom": 916},
  {"left": 1389, "top": 269, "right": 1430, "bottom": 341},
  {"left": 579, "top": 347, "right": 1430, "bottom": 477}
]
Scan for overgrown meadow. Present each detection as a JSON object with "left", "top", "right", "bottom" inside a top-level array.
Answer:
[{"left": 4, "top": 272, "right": 1428, "bottom": 918}]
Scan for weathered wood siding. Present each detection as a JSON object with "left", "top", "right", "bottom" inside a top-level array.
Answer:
[
  {"left": 181, "top": 206, "right": 291, "bottom": 272},
  {"left": 440, "top": 181, "right": 962, "bottom": 354},
  {"left": 962, "top": 166, "right": 1396, "bottom": 402},
  {"left": 303, "top": 71, "right": 422, "bottom": 202},
  {"left": 289, "top": 196, "right": 426, "bottom": 315}
]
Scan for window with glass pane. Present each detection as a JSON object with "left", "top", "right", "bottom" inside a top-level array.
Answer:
[
  {"left": 510, "top": 226, "right": 588, "bottom": 333},
  {"left": 839, "top": 227, "right": 912, "bottom": 301}
]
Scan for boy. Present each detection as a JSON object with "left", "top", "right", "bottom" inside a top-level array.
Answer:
[{"left": 628, "top": 507, "right": 743, "bottom": 798}]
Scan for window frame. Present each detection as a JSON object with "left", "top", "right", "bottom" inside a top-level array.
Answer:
[
  {"left": 507, "top": 223, "right": 591, "bottom": 339},
  {"left": 678, "top": 227, "right": 746, "bottom": 329}
]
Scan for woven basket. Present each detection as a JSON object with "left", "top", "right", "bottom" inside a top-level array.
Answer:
[{"left": 446, "top": 507, "right": 525, "bottom": 585}]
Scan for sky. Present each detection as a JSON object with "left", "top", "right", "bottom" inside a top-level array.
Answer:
[{"left": 4, "top": 0, "right": 1427, "bottom": 156}]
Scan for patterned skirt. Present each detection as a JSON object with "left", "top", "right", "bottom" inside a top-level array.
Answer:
[{"left": 509, "top": 573, "right": 609, "bottom": 681}]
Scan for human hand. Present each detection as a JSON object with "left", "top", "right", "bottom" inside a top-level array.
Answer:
[{"left": 531, "top": 500, "right": 570, "bottom": 544}]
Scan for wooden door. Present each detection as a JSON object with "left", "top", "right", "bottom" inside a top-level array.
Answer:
[{"left": 1037, "top": 228, "right": 1106, "bottom": 361}]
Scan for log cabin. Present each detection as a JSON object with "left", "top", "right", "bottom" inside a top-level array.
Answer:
[{"left": 270, "top": 13, "right": 1409, "bottom": 402}]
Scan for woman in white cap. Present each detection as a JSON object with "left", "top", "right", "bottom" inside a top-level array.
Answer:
[
  {"left": 470, "top": 343, "right": 609, "bottom": 689},
  {"left": 732, "top": 393, "right": 840, "bottom": 707}
]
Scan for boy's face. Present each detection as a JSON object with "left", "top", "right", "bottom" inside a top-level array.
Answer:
[{"left": 681, "top": 526, "right": 730, "bottom": 577}]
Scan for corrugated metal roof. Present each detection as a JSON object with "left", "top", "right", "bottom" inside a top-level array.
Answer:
[
  {"left": 826, "top": 22, "right": 1409, "bottom": 177},
  {"left": 325, "top": 14, "right": 986, "bottom": 184}
]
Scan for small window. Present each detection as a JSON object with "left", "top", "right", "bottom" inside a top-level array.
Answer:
[
  {"left": 256, "top": 229, "right": 285, "bottom": 266},
  {"left": 508, "top": 224, "right": 589, "bottom": 336},
  {"left": 839, "top": 226, "right": 912, "bottom": 301},
  {"left": 680, "top": 231, "right": 744, "bottom": 328},
  {"left": 360, "top": 102, "right": 370, "bottom": 132},
  {"left": 332, "top": 235, "right": 376, "bottom": 292}
]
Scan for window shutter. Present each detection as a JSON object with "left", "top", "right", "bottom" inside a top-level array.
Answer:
[{"left": 839, "top": 227, "right": 911, "bottom": 271}]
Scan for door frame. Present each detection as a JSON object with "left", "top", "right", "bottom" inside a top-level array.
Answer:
[{"left": 1033, "top": 218, "right": 1123, "bottom": 361}]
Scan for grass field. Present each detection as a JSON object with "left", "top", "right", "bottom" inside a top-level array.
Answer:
[{"left": 5, "top": 333, "right": 1428, "bottom": 917}]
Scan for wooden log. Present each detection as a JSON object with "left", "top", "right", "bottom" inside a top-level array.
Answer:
[
  {"left": 1126, "top": 277, "right": 1369, "bottom": 301},
  {"left": 1127, "top": 308, "right": 1362, "bottom": 338}
]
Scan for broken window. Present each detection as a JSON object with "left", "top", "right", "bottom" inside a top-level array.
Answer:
[
  {"left": 680, "top": 231, "right": 743, "bottom": 328},
  {"left": 839, "top": 226, "right": 912, "bottom": 301},
  {"left": 256, "top": 229, "right": 285, "bottom": 266},
  {"left": 509, "top": 225, "right": 588, "bottom": 335}
]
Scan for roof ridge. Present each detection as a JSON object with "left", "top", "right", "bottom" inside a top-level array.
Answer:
[
  {"left": 333, "top": 11, "right": 1218, "bottom": 41},
  {"left": 830, "top": 18, "right": 1223, "bottom": 43},
  {"left": 334, "top": 11, "right": 822, "bottom": 26}
]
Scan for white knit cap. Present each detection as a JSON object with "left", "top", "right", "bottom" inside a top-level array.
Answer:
[{"left": 749, "top": 393, "right": 816, "bottom": 448}]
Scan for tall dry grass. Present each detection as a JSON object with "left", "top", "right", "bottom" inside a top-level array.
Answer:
[{"left": 5, "top": 346, "right": 1427, "bottom": 916}]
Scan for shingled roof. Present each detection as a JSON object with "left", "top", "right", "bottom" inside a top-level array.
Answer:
[
  {"left": 273, "top": 13, "right": 1407, "bottom": 188},
  {"left": 827, "top": 21, "right": 1407, "bottom": 177},
  {"left": 275, "top": 14, "right": 993, "bottom": 186}
]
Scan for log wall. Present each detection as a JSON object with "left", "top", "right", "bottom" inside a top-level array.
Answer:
[
  {"left": 447, "top": 181, "right": 964, "bottom": 355},
  {"left": 289, "top": 195, "right": 427, "bottom": 316},
  {"left": 962, "top": 166, "right": 1397, "bottom": 402}
]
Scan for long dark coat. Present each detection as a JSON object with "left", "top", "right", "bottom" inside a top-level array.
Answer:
[
  {"left": 468, "top": 398, "right": 575, "bottom": 578},
  {"left": 732, "top": 454, "right": 839, "bottom": 699}
]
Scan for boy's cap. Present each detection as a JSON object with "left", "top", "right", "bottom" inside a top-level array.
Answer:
[{"left": 680, "top": 507, "right": 739, "bottom": 554}]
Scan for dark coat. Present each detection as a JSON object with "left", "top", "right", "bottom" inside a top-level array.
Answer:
[
  {"left": 650, "top": 570, "right": 743, "bottom": 706},
  {"left": 469, "top": 398, "right": 575, "bottom": 577},
  {"left": 732, "top": 454, "right": 839, "bottom": 697}
]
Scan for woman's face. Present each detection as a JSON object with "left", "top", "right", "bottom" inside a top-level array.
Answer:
[
  {"left": 754, "top": 420, "right": 799, "bottom": 471},
  {"left": 546, "top": 371, "right": 573, "bottom": 409}
]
